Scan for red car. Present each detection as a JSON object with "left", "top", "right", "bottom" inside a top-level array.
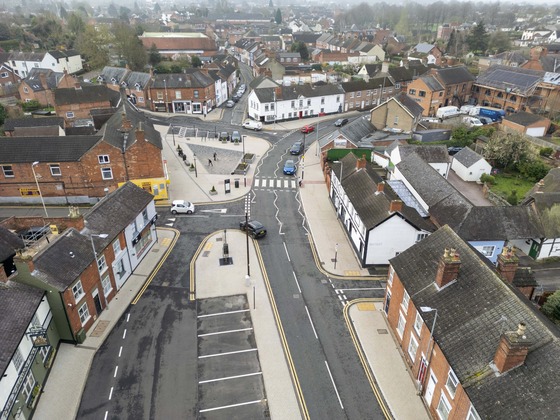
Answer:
[{"left": 300, "top": 125, "right": 315, "bottom": 134}]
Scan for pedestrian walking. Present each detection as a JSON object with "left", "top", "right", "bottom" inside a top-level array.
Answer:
[
  {"left": 208, "top": 158, "right": 213, "bottom": 166},
  {"left": 182, "top": 154, "right": 187, "bottom": 164},
  {"left": 213, "top": 152, "right": 217, "bottom": 161}
]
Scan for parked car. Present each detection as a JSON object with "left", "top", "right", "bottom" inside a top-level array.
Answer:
[
  {"left": 283, "top": 159, "right": 297, "bottom": 175},
  {"left": 238, "top": 84, "right": 246, "bottom": 93},
  {"left": 462, "top": 116, "right": 483, "bottom": 127},
  {"left": 239, "top": 220, "right": 267, "bottom": 238},
  {"left": 220, "top": 131, "right": 229, "bottom": 141},
  {"left": 231, "top": 130, "right": 241, "bottom": 143},
  {"left": 334, "top": 118, "right": 349, "bottom": 127},
  {"left": 447, "top": 147, "right": 463, "bottom": 156},
  {"left": 242, "top": 120, "right": 262, "bottom": 131},
  {"left": 478, "top": 116, "right": 494, "bottom": 125},
  {"left": 171, "top": 200, "right": 195, "bottom": 214},
  {"left": 226, "top": 100, "right": 234, "bottom": 108},
  {"left": 232, "top": 95, "right": 240, "bottom": 103},
  {"left": 290, "top": 141, "right": 304, "bottom": 155},
  {"left": 301, "top": 125, "right": 315, "bottom": 134}
]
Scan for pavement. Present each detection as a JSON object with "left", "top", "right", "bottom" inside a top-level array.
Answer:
[{"left": 34, "top": 111, "right": 430, "bottom": 420}]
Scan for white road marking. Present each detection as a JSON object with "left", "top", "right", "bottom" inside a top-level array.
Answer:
[
  {"left": 276, "top": 179, "right": 282, "bottom": 188},
  {"left": 198, "top": 309, "right": 250, "bottom": 318},
  {"left": 255, "top": 179, "right": 260, "bottom": 187},
  {"left": 114, "top": 366, "right": 118, "bottom": 378},
  {"left": 118, "top": 346, "right": 122, "bottom": 358},
  {"left": 104, "top": 411, "right": 108, "bottom": 420},
  {"left": 199, "top": 399, "right": 263, "bottom": 413},
  {"left": 325, "top": 360, "right": 344, "bottom": 409},
  {"left": 198, "top": 327, "right": 253, "bottom": 337},
  {"left": 284, "top": 180, "right": 288, "bottom": 188},
  {"left": 283, "top": 242, "right": 290, "bottom": 261},
  {"left": 122, "top": 329, "right": 127, "bottom": 339},
  {"left": 199, "top": 371, "right": 262, "bottom": 384},
  {"left": 291, "top": 180, "right": 296, "bottom": 188},
  {"left": 126, "top": 313, "right": 130, "bottom": 322},
  {"left": 292, "top": 271, "right": 302, "bottom": 293},
  {"left": 108, "top": 387, "right": 113, "bottom": 400},
  {"left": 336, "top": 287, "right": 386, "bottom": 291},
  {"left": 200, "top": 209, "right": 227, "bottom": 214},
  {"left": 199, "top": 348, "right": 258, "bottom": 359},
  {"left": 305, "top": 306, "right": 318, "bottom": 339}
]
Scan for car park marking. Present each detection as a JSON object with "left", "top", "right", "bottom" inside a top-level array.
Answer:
[
  {"left": 200, "top": 209, "right": 227, "bottom": 214},
  {"left": 197, "top": 308, "right": 250, "bottom": 318},
  {"left": 199, "top": 348, "right": 257, "bottom": 359},
  {"left": 199, "top": 399, "right": 263, "bottom": 413},
  {"left": 198, "top": 327, "right": 253, "bottom": 337},
  {"left": 108, "top": 387, "right": 113, "bottom": 400},
  {"left": 305, "top": 306, "right": 318, "bottom": 339},
  {"left": 114, "top": 366, "right": 118, "bottom": 378},
  {"left": 198, "top": 371, "right": 262, "bottom": 384}
]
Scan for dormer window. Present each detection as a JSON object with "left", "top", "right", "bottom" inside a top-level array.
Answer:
[
  {"left": 121, "top": 81, "right": 127, "bottom": 87},
  {"left": 135, "top": 82, "right": 142, "bottom": 90},
  {"left": 111, "top": 77, "right": 117, "bottom": 84}
]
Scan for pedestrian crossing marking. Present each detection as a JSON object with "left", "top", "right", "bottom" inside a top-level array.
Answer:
[
  {"left": 255, "top": 179, "right": 260, "bottom": 187},
  {"left": 276, "top": 180, "right": 281, "bottom": 188},
  {"left": 344, "top": 270, "right": 362, "bottom": 276},
  {"left": 253, "top": 177, "right": 298, "bottom": 191}
]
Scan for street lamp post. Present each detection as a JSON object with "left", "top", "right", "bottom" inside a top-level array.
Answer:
[
  {"left": 90, "top": 233, "right": 109, "bottom": 309},
  {"left": 164, "top": 79, "right": 169, "bottom": 113},
  {"left": 334, "top": 243, "right": 339, "bottom": 269},
  {"left": 418, "top": 306, "right": 438, "bottom": 394},
  {"left": 193, "top": 154, "right": 198, "bottom": 178},
  {"left": 31, "top": 161, "right": 49, "bottom": 218},
  {"left": 242, "top": 135, "right": 247, "bottom": 187},
  {"left": 171, "top": 124, "right": 175, "bottom": 146}
]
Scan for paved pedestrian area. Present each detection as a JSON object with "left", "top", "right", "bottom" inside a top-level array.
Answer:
[{"left": 185, "top": 143, "right": 245, "bottom": 175}]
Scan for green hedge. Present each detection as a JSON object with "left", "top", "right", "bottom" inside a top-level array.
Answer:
[{"left": 326, "top": 148, "right": 372, "bottom": 162}]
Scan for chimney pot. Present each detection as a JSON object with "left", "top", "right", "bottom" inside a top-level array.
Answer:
[
  {"left": 493, "top": 323, "right": 531, "bottom": 373},
  {"left": 435, "top": 247, "right": 461, "bottom": 288},
  {"left": 497, "top": 246, "right": 519, "bottom": 284},
  {"left": 377, "top": 182, "right": 385, "bottom": 193}
]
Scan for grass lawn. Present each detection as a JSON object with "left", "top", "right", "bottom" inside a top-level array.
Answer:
[{"left": 490, "top": 173, "right": 535, "bottom": 202}]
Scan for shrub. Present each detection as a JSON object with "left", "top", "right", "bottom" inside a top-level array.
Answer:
[
  {"left": 21, "top": 100, "right": 41, "bottom": 112},
  {"left": 517, "top": 160, "right": 550, "bottom": 182},
  {"left": 480, "top": 173, "right": 495, "bottom": 185},
  {"left": 542, "top": 290, "right": 560, "bottom": 324},
  {"left": 540, "top": 147, "right": 554, "bottom": 157},
  {"left": 507, "top": 189, "right": 518, "bottom": 205}
]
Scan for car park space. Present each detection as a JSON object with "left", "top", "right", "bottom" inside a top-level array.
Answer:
[{"left": 197, "top": 295, "right": 268, "bottom": 418}]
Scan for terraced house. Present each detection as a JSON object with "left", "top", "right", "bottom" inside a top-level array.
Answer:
[{"left": 149, "top": 71, "right": 216, "bottom": 114}]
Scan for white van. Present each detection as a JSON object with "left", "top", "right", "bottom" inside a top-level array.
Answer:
[
  {"left": 436, "top": 106, "right": 460, "bottom": 120},
  {"left": 242, "top": 120, "right": 262, "bottom": 131},
  {"left": 462, "top": 116, "right": 483, "bottom": 127},
  {"left": 460, "top": 104, "right": 474, "bottom": 114}
]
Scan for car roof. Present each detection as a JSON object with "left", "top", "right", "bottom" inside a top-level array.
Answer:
[
  {"left": 285, "top": 160, "right": 295, "bottom": 165},
  {"left": 249, "top": 221, "right": 264, "bottom": 228},
  {"left": 172, "top": 200, "right": 185, "bottom": 205}
]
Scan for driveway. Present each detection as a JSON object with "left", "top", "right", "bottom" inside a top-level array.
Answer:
[{"left": 447, "top": 169, "right": 494, "bottom": 206}]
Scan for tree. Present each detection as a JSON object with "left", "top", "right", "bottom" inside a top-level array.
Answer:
[
  {"left": 0, "top": 104, "right": 7, "bottom": 126},
  {"left": 148, "top": 44, "right": 162, "bottom": 67},
  {"left": 290, "top": 41, "right": 309, "bottom": 61},
  {"left": 542, "top": 289, "right": 560, "bottom": 324},
  {"left": 488, "top": 31, "right": 512, "bottom": 54},
  {"left": 482, "top": 131, "right": 533, "bottom": 169},
  {"left": 275, "top": 8, "right": 282, "bottom": 24},
  {"left": 541, "top": 204, "right": 560, "bottom": 238},
  {"left": 191, "top": 56, "right": 202, "bottom": 68},
  {"left": 153, "top": 3, "right": 161, "bottom": 13},
  {"left": 269, "top": 0, "right": 273, "bottom": 6},
  {"left": 119, "top": 6, "right": 131, "bottom": 21},
  {"left": 67, "top": 13, "right": 85, "bottom": 35},
  {"left": 466, "top": 21, "right": 489, "bottom": 54},
  {"left": 112, "top": 22, "right": 147, "bottom": 71},
  {"left": 75, "top": 24, "right": 110, "bottom": 69}
]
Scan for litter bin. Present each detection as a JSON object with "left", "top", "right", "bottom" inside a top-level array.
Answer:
[
  {"left": 224, "top": 178, "right": 231, "bottom": 194},
  {"left": 234, "top": 179, "right": 240, "bottom": 188},
  {"left": 223, "top": 243, "right": 229, "bottom": 257}
]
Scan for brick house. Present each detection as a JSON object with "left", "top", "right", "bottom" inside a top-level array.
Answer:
[
  {"left": 384, "top": 225, "right": 560, "bottom": 419},
  {"left": 54, "top": 84, "right": 121, "bottom": 125},
  {"left": 148, "top": 71, "right": 216, "bottom": 114},
  {"left": 370, "top": 93, "right": 424, "bottom": 132},
  {"left": 341, "top": 77, "right": 396, "bottom": 111},
  {"left": 19, "top": 68, "right": 76, "bottom": 107},
  {"left": 97, "top": 66, "right": 152, "bottom": 109},
  {"left": 501, "top": 111, "right": 551, "bottom": 137},
  {"left": 20, "top": 182, "right": 156, "bottom": 343},
  {"left": 0, "top": 100, "right": 166, "bottom": 204},
  {"left": 0, "top": 63, "right": 21, "bottom": 87},
  {"left": 406, "top": 66, "right": 474, "bottom": 116}
]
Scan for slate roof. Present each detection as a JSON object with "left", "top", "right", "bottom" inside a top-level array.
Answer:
[
  {"left": 504, "top": 111, "right": 548, "bottom": 126},
  {"left": 98, "top": 98, "right": 162, "bottom": 150},
  {"left": 4, "top": 117, "right": 64, "bottom": 131},
  {"left": 339, "top": 116, "right": 376, "bottom": 142},
  {"left": 453, "top": 147, "right": 485, "bottom": 168},
  {"left": 390, "top": 225, "right": 560, "bottom": 419},
  {"left": 48, "top": 49, "right": 80, "bottom": 59},
  {"left": 32, "top": 228, "right": 95, "bottom": 291},
  {"left": 293, "top": 33, "right": 321, "bottom": 44},
  {"left": 98, "top": 66, "right": 129, "bottom": 84},
  {"left": 54, "top": 85, "right": 120, "bottom": 107},
  {"left": 388, "top": 66, "right": 429, "bottom": 82},
  {"left": 0, "top": 281, "right": 44, "bottom": 377},
  {"left": 419, "top": 74, "right": 444, "bottom": 91},
  {"left": 0, "top": 135, "right": 102, "bottom": 163},
  {"left": 23, "top": 68, "right": 63, "bottom": 91},
  {"left": 475, "top": 65, "right": 543, "bottom": 95},
  {"left": 412, "top": 43, "right": 436, "bottom": 54},
  {"left": 434, "top": 66, "right": 475, "bottom": 85},
  {"left": 398, "top": 145, "right": 450, "bottom": 164},
  {"left": 512, "top": 267, "right": 538, "bottom": 287},
  {"left": 253, "top": 83, "right": 344, "bottom": 103},
  {"left": 83, "top": 182, "right": 154, "bottom": 250},
  {"left": 394, "top": 93, "right": 424, "bottom": 118},
  {"left": 0, "top": 226, "right": 24, "bottom": 261},
  {"left": 152, "top": 71, "right": 213, "bottom": 89},
  {"left": 341, "top": 79, "right": 394, "bottom": 93},
  {"left": 123, "top": 71, "right": 151, "bottom": 89}
]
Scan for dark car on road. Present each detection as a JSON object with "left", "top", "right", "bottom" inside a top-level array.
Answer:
[
  {"left": 290, "top": 141, "right": 304, "bottom": 155},
  {"left": 334, "top": 118, "right": 349, "bottom": 127},
  {"left": 239, "top": 220, "right": 267, "bottom": 238},
  {"left": 283, "top": 160, "right": 297, "bottom": 175}
]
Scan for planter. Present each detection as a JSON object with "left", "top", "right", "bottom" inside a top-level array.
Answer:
[
  {"left": 233, "top": 162, "right": 249, "bottom": 175},
  {"left": 209, "top": 189, "right": 218, "bottom": 195},
  {"left": 242, "top": 153, "right": 255, "bottom": 163},
  {"left": 189, "top": 165, "right": 195, "bottom": 172}
]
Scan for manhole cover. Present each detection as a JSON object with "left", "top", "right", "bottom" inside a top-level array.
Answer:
[
  {"left": 377, "top": 329, "right": 388, "bottom": 334},
  {"left": 202, "top": 251, "right": 210, "bottom": 257},
  {"left": 162, "top": 281, "right": 170, "bottom": 287},
  {"left": 321, "top": 279, "right": 328, "bottom": 284},
  {"left": 151, "top": 248, "right": 160, "bottom": 253}
]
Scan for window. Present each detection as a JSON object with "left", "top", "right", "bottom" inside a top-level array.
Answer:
[
  {"left": 417, "top": 233, "right": 429, "bottom": 242},
  {"left": 401, "top": 290, "right": 410, "bottom": 313},
  {"left": 349, "top": 102, "right": 354, "bottom": 108},
  {"left": 23, "top": 86, "right": 29, "bottom": 93},
  {"left": 481, "top": 246, "right": 495, "bottom": 257},
  {"left": 112, "top": 239, "right": 121, "bottom": 255},
  {"left": 467, "top": 406, "right": 482, "bottom": 420},
  {"left": 138, "top": 96, "right": 144, "bottom": 103},
  {"left": 157, "top": 92, "right": 163, "bottom": 100},
  {"left": 98, "top": 155, "right": 110, "bottom": 164},
  {"left": 439, "top": 91, "right": 443, "bottom": 97},
  {"left": 0, "top": 72, "right": 8, "bottom": 78},
  {"left": 78, "top": 302, "right": 90, "bottom": 325},
  {"left": 350, "top": 92, "right": 354, "bottom": 98},
  {"left": 395, "top": 83, "right": 401, "bottom": 89},
  {"left": 31, "top": 314, "right": 41, "bottom": 328},
  {"left": 388, "top": 267, "right": 394, "bottom": 286},
  {"left": 413, "top": 313, "right": 424, "bottom": 337},
  {"left": 408, "top": 89, "right": 416, "bottom": 95},
  {"left": 13, "top": 348, "right": 24, "bottom": 372},
  {"left": 175, "top": 90, "right": 181, "bottom": 99},
  {"left": 66, "top": 111, "right": 74, "bottom": 118},
  {"left": 299, "top": 100, "right": 303, "bottom": 107},
  {"left": 142, "top": 208, "right": 149, "bottom": 223},
  {"left": 397, "top": 311, "right": 406, "bottom": 338},
  {"left": 102, "top": 274, "right": 112, "bottom": 296},
  {"left": 2, "top": 165, "right": 14, "bottom": 177},
  {"left": 22, "top": 371, "right": 36, "bottom": 403},
  {"left": 39, "top": 345, "right": 51, "bottom": 362},
  {"left": 419, "top": 91, "right": 426, "bottom": 97},
  {"left": 446, "top": 369, "right": 459, "bottom": 398},
  {"left": 393, "top": 116, "right": 399, "bottom": 125},
  {"left": 101, "top": 167, "right": 113, "bottom": 180},
  {"left": 307, "top": 99, "right": 311, "bottom": 106},
  {"left": 291, "top": 101, "right": 295, "bottom": 108},
  {"left": 436, "top": 394, "right": 451, "bottom": 420},
  {"left": 356, "top": 91, "right": 361, "bottom": 97},
  {"left": 270, "top": 103, "right": 274, "bottom": 110},
  {"left": 72, "top": 280, "right": 85, "bottom": 301},
  {"left": 408, "top": 334, "right": 419, "bottom": 360},
  {"left": 194, "top": 90, "right": 199, "bottom": 98},
  {"left": 336, "top": 96, "right": 340, "bottom": 103},
  {"left": 97, "top": 254, "right": 107, "bottom": 272},
  {"left": 265, "top": 105, "right": 269, "bottom": 112},
  {"left": 321, "top": 98, "right": 325, "bottom": 104},
  {"left": 50, "top": 164, "right": 61, "bottom": 176}
]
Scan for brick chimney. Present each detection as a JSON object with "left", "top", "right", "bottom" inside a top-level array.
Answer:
[
  {"left": 494, "top": 323, "right": 531, "bottom": 373},
  {"left": 136, "top": 123, "right": 145, "bottom": 142},
  {"left": 536, "top": 179, "right": 545, "bottom": 193},
  {"left": 74, "top": 82, "right": 82, "bottom": 90},
  {"left": 389, "top": 200, "right": 402, "bottom": 213},
  {"left": 356, "top": 155, "right": 367, "bottom": 170},
  {"left": 121, "top": 113, "right": 132, "bottom": 131},
  {"left": 435, "top": 248, "right": 461, "bottom": 288},
  {"left": 497, "top": 246, "right": 519, "bottom": 284},
  {"left": 377, "top": 182, "right": 385, "bottom": 193}
]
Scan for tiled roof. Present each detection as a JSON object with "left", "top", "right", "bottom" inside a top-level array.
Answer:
[
  {"left": 152, "top": 71, "right": 213, "bottom": 89},
  {"left": 389, "top": 65, "right": 429, "bottom": 82},
  {"left": 54, "top": 85, "right": 120, "bottom": 106},
  {"left": 0, "top": 135, "right": 102, "bottom": 163},
  {"left": 83, "top": 182, "right": 154, "bottom": 250},
  {"left": 504, "top": 111, "right": 548, "bottom": 126},
  {"left": 453, "top": 147, "right": 485, "bottom": 168},
  {"left": 4, "top": 117, "right": 64, "bottom": 131},
  {"left": 475, "top": 65, "right": 543, "bottom": 95},
  {"left": 0, "top": 226, "right": 24, "bottom": 261},
  {"left": 390, "top": 225, "right": 560, "bottom": 419},
  {"left": 98, "top": 66, "right": 129, "bottom": 84},
  {"left": 23, "top": 68, "right": 63, "bottom": 91},
  {"left": 341, "top": 79, "right": 394, "bottom": 93},
  {"left": 394, "top": 93, "right": 425, "bottom": 118},
  {"left": 434, "top": 66, "right": 475, "bottom": 85},
  {"left": 0, "top": 281, "right": 44, "bottom": 377},
  {"left": 399, "top": 145, "right": 449, "bottom": 164},
  {"left": 253, "top": 83, "right": 344, "bottom": 103},
  {"left": 420, "top": 74, "right": 444, "bottom": 91}
]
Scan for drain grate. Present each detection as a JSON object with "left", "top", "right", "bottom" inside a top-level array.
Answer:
[{"left": 377, "top": 329, "right": 388, "bottom": 334}]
